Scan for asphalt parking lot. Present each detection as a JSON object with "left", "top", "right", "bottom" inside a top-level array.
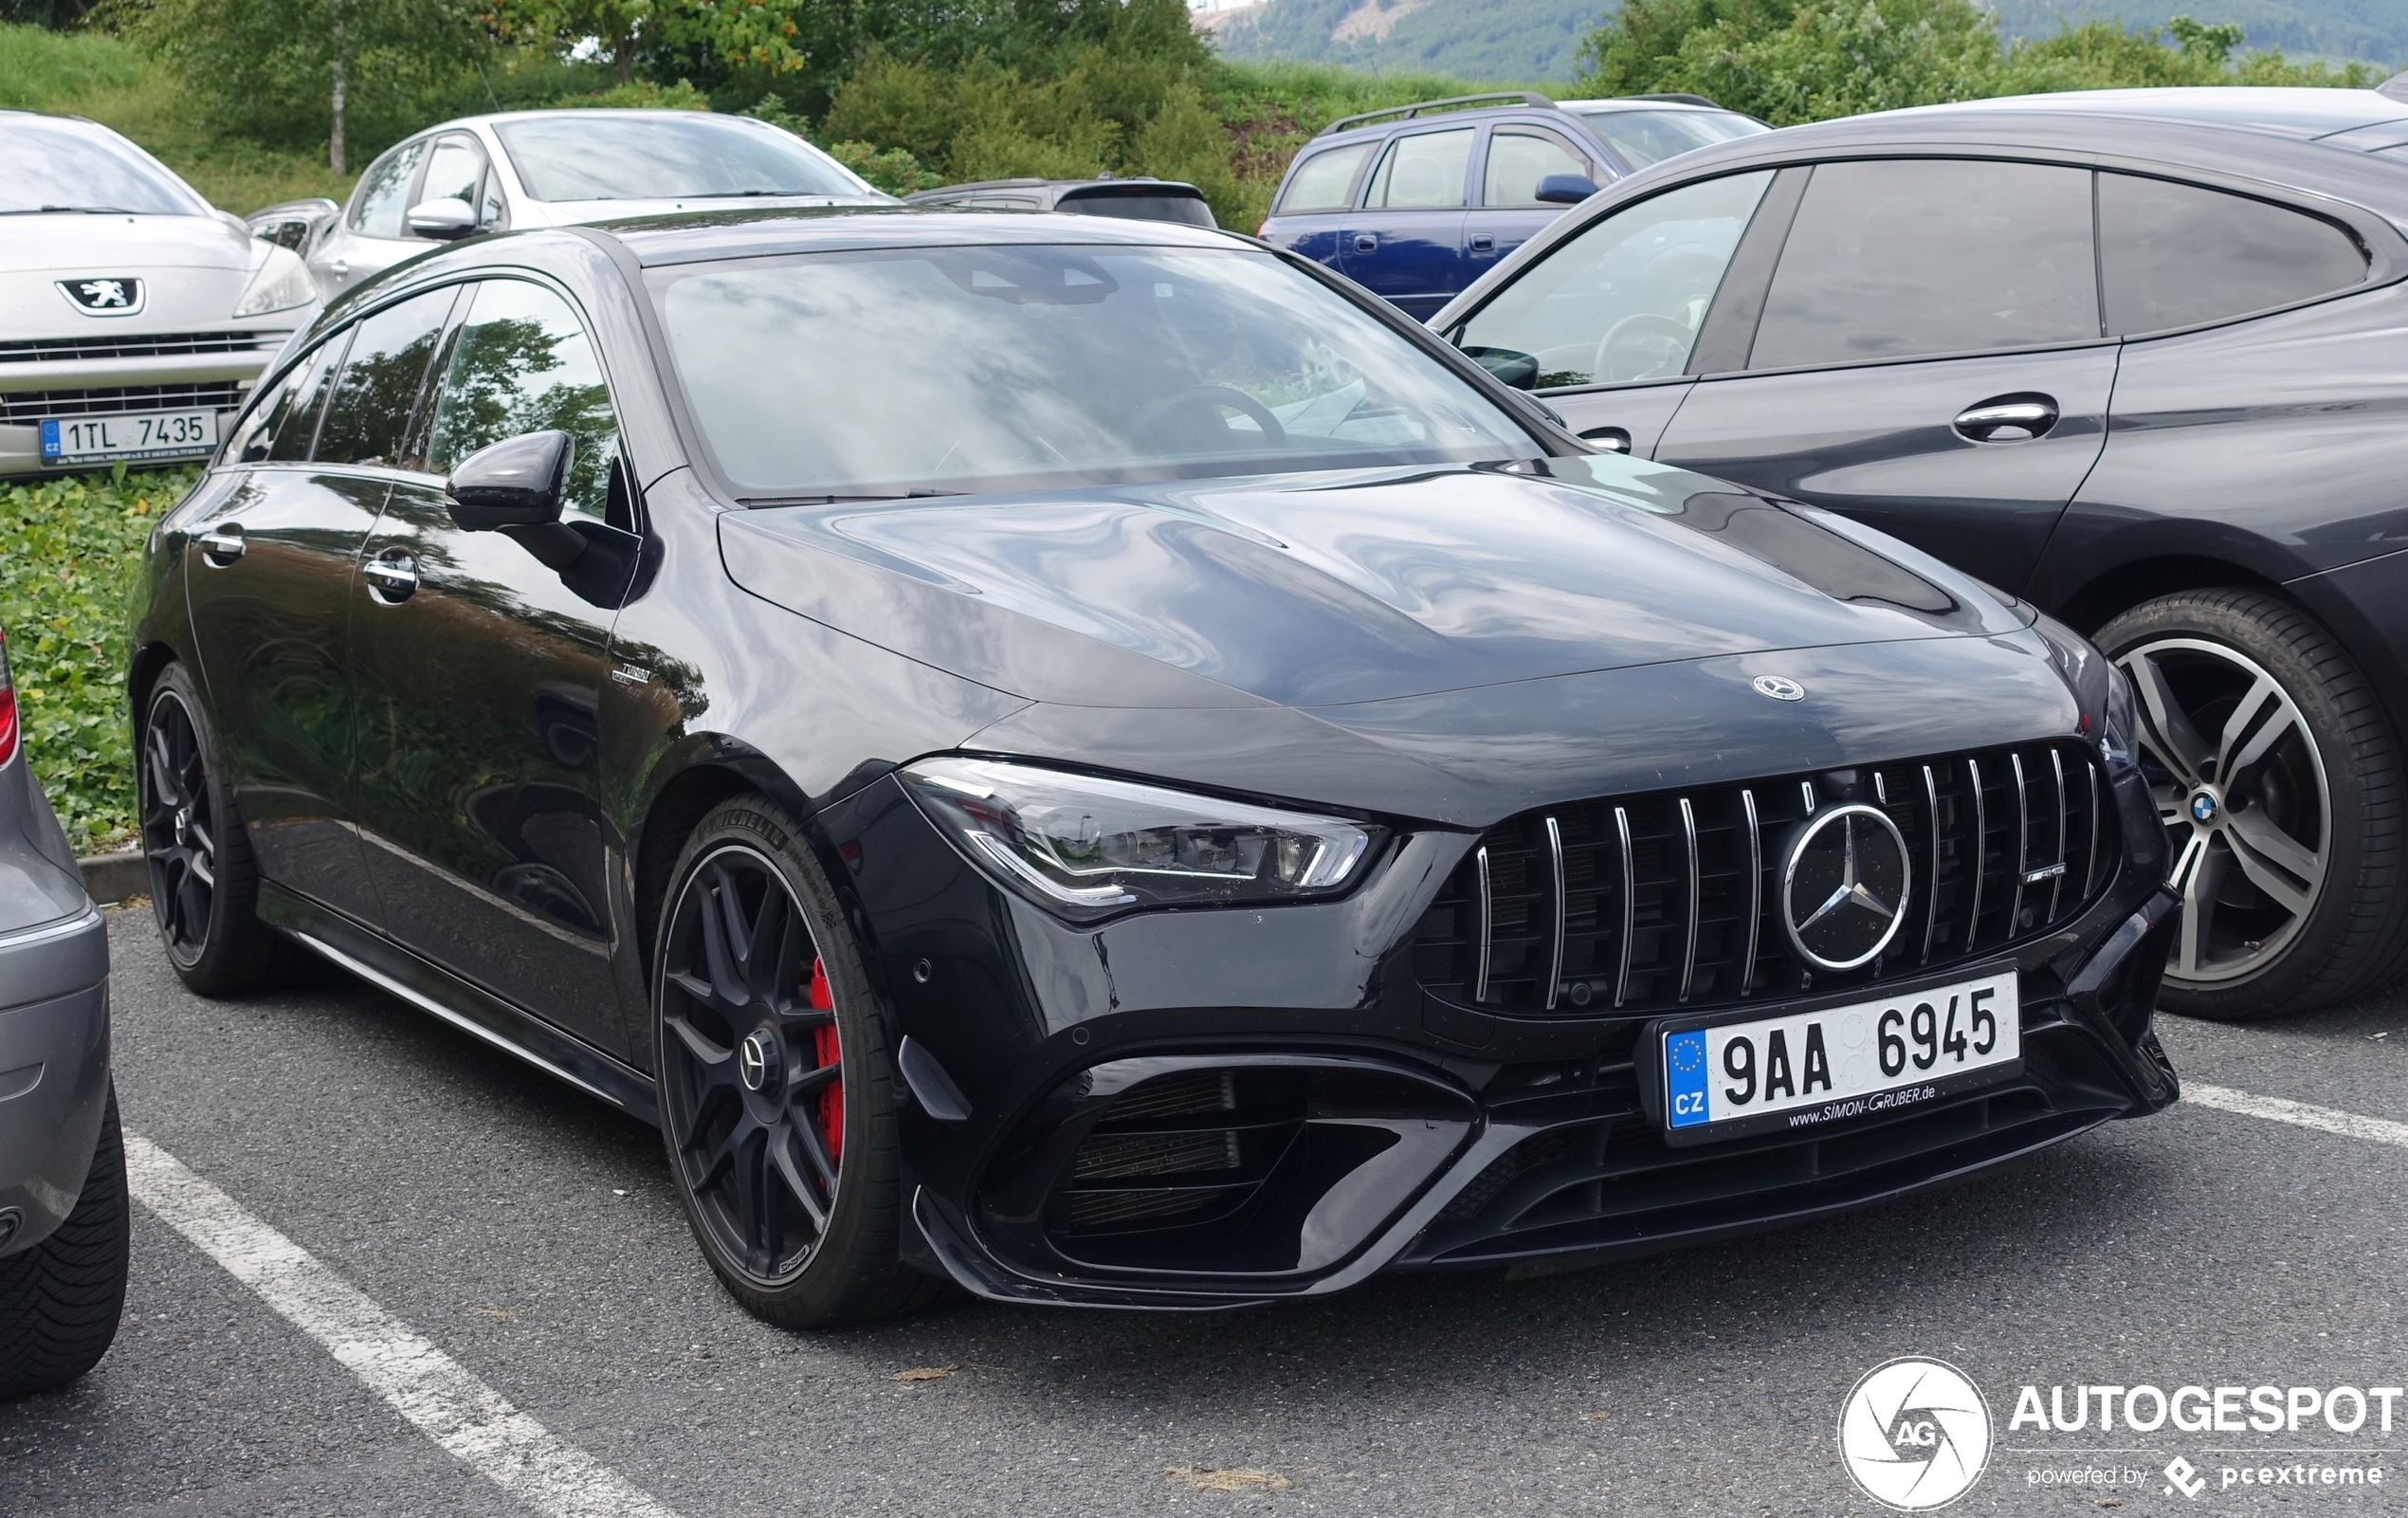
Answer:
[{"left": 3, "top": 909, "right": 2403, "bottom": 1516}]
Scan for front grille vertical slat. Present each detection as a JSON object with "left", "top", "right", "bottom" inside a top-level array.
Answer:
[
  {"left": 1542, "top": 817, "right": 1566, "bottom": 1011},
  {"left": 1676, "top": 796, "right": 1701, "bottom": 1003},
  {"left": 1417, "top": 739, "right": 2120, "bottom": 1018},
  {"left": 1613, "top": 806, "right": 1636, "bottom": 1010},
  {"left": 1739, "top": 789, "right": 1761, "bottom": 997}
]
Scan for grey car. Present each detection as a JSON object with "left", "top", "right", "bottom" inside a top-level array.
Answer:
[{"left": 0, "top": 626, "right": 122, "bottom": 1397}]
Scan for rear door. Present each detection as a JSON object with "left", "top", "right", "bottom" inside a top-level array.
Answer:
[
  {"left": 1341, "top": 125, "right": 1475, "bottom": 321},
  {"left": 1653, "top": 157, "right": 2118, "bottom": 593},
  {"left": 310, "top": 137, "right": 431, "bottom": 302},
  {"left": 1259, "top": 139, "right": 1378, "bottom": 272}
]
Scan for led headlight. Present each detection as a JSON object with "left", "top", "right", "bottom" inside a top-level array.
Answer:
[
  {"left": 2099, "top": 660, "right": 2140, "bottom": 774},
  {"left": 233, "top": 246, "right": 317, "bottom": 318},
  {"left": 899, "top": 757, "right": 1378, "bottom": 921},
  {"left": 2034, "top": 613, "right": 2138, "bottom": 775}
]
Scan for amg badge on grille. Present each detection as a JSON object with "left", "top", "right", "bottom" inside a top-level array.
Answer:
[
  {"left": 57, "top": 277, "right": 146, "bottom": 317},
  {"left": 1780, "top": 803, "right": 1911, "bottom": 971}
]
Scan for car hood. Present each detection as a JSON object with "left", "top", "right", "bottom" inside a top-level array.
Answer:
[
  {"left": 719, "top": 454, "right": 2034, "bottom": 712},
  {"left": 0, "top": 212, "right": 264, "bottom": 339}
]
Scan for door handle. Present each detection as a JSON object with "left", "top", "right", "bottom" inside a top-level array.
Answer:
[
  {"left": 195, "top": 525, "right": 245, "bottom": 564},
  {"left": 1469, "top": 233, "right": 1496, "bottom": 252},
  {"left": 363, "top": 553, "right": 418, "bottom": 603},
  {"left": 1354, "top": 233, "right": 1377, "bottom": 253},
  {"left": 1954, "top": 395, "right": 2058, "bottom": 443}
]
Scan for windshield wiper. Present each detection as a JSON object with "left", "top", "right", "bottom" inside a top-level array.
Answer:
[
  {"left": 1, "top": 205, "right": 149, "bottom": 215},
  {"left": 739, "top": 490, "right": 965, "bottom": 506}
]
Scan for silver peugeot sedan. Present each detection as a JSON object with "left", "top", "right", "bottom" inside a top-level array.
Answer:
[{"left": 305, "top": 108, "right": 896, "bottom": 303}]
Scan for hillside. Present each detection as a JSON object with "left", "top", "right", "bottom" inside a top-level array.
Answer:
[{"left": 1207, "top": 0, "right": 2408, "bottom": 81}]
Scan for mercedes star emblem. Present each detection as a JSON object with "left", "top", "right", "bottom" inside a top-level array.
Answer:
[
  {"left": 1753, "top": 674, "right": 1806, "bottom": 702},
  {"left": 1781, "top": 802, "right": 1911, "bottom": 971},
  {"left": 738, "top": 1031, "right": 777, "bottom": 1093}
]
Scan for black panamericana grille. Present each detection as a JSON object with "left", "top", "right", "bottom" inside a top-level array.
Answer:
[
  {"left": 0, "top": 381, "right": 246, "bottom": 424},
  {"left": 1413, "top": 740, "right": 2119, "bottom": 1018},
  {"left": 0, "top": 332, "right": 276, "bottom": 364}
]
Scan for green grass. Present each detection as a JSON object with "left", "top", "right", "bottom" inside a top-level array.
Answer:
[
  {"left": 1, "top": 467, "right": 197, "bottom": 853},
  {"left": 0, "top": 24, "right": 353, "bottom": 213}
]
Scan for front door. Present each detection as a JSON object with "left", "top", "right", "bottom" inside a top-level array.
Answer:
[
  {"left": 1468, "top": 124, "right": 1602, "bottom": 276},
  {"left": 1341, "top": 125, "right": 1474, "bottom": 322},
  {"left": 347, "top": 277, "right": 640, "bottom": 1053},
  {"left": 1654, "top": 158, "right": 2117, "bottom": 593}
]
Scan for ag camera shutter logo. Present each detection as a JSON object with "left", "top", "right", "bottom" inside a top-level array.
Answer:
[{"left": 1839, "top": 1357, "right": 1994, "bottom": 1509}]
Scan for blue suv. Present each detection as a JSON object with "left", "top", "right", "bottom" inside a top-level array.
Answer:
[{"left": 1258, "top": 91, "right": 1766, "bottom": 321}]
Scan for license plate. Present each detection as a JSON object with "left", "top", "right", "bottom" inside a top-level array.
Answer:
[
  {"left": 40, "top": 410, "right": 219, "bottom": 465},
  {"left": 1658, "top": 968, "right": 2021, "bottom": 1145}
]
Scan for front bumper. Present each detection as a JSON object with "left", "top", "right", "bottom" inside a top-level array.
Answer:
[
  {"left": 826, "top": 765, "right": 2177, "bottom": 1310},
  {"left": 0, "top": 331, "right": 289, "bottom": 477}
]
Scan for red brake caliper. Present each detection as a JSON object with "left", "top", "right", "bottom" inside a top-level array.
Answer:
[{"left": 808, "top": 957, "right": 843, "bottom": 1163}]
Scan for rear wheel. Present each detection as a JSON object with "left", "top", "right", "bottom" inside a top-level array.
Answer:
[
  {"left": 0, "top": 1086, "right": 129, "bottom": 1398},
  {"left": 2096, "top": 590, "right": 2408, "bottom": 1019},
  {"left": 653, "top": 796, "right": 950, "bottom": 1327},
  {"left": 139, "top": 663, "right": 290, "bottom": 995}
]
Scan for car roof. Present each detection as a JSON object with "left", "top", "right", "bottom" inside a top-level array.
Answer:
[
  {"left": 589, "top": 207, "right": 1250, "bottom": 266},
  {"left": 1879, "top": 87, "right": 2408, "bottom": 140},
  {"left": 1554, "top": 98, "right": 1740, "bottom": 116},
  {"left": 904, "top": 178, "right": 1206, "bottom": 204}
]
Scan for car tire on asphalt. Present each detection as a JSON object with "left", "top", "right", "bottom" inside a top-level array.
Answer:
[
  {"left": 2097, "top": 588, "right": 2408, "bottom": 1020},
  {"left": 0, "top": 1086, "right": 130, "bottom": 1399},
  {"left": 139, "top": 662, "right": 295, "bottom": 996},
  {"left": 653, "top": 795, "right": 954, "bottom": 1327}
]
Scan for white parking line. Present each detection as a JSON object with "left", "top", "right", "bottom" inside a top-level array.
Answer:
[
  {"left": 122, "top": 1131, "right": 682, "bottom": 1518},
  {"left": 2184, "top": 1083, "right": 2408, "bottom": 1149}
]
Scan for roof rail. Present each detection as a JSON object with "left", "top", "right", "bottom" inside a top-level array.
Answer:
[
  {"left": 1317, "top": 91, "right": 1558, "bottom": 137},
  {"left": 1624, "top": 92, "right": 1725, "bottom": 108}
]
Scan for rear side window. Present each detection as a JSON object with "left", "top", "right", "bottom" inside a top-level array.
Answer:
[
  {"left": 1279, "top": 145, "right": 1372, "bottom": 213},
  {"left": 313, "top": 287, "right": 459, "bottom": 469},
  {"left": 1752, "top": 160, "right": 2099, "bottom": 369},
  {"left": 427, "top": 281, "right": 621, "bottom": 521},
  {"left": 2098, "top": 174, "right": 2368, "bottom": 334},
  {"left": 1363, "top": 128, "right": 1474, "bottom": 210},
  {"left": 257, "top": 338, "right": 346, "bottom": 464},
  {"left": 349, "top": 140, "right": 428, "bottom": 238},
  {"left": 1483, "top": 130, "right": 1593, "bottom": 207},
  {"left": 1065, "top": 192, "right": 1216, "bottom": 228}
]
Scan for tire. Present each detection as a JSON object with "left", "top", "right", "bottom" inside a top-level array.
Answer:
[
  {"left": 0, "top": 1086, "right": 130, "bottom": 1398},
  {"left": 2096, "top": 589, "right": 2408, "bottom": 1020},
  {"left": 139, "top": 662, "right": 294, "bottom": 996},
  {"left": 652, "top": 795, "right": 953, "bottom": 1327}
]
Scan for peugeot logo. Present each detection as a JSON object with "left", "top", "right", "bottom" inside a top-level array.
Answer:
[
  {"left": 57, "top": 277, "right": 145, "bottom": 317},
  {"left": 1753, "top": 674, "right": 1806, "bottom": 702},
  {"left": 738, "top": 1031, "right": 780, "bottom": 1094},
  {"left": 1781, "top": 803, "right": 1911, "bottom": 971}
]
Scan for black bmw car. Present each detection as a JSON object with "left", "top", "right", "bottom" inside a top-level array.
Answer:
[
  {"left": 130, "top": 209, "right": 2176, "bottom": 1322},
  {"left": 1434, "top": 84, "right": 2408, "bottom": 1024}
]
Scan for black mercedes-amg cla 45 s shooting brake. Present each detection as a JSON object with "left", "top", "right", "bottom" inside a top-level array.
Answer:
[{"left": 128, "top": 209, "right": 2178, "bottom": 1323}]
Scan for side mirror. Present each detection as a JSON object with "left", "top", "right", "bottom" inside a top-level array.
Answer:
[
  {"left": 1462, "top": 345, "right": 1540, "bottom": 392},
  {"left": 1535, "top": 174, "right": 1599, "bottom": 206},
  {"left": 407, "top": 198, "right": 480, "bottom": 241},
  {"left": 447, "top": 430, "right": 574, "bottom": 531}
]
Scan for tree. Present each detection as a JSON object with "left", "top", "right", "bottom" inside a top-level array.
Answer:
[{"left": 480, "top": 0, "right": 812, "bottom": 88}]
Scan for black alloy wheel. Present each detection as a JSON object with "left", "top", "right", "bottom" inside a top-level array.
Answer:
[
  {"left": 653, "top": 796, "right": 950, "bottom": 1326},
  {"left": 137, "top": 664, "right": 288, "bottom": 995},
  {"left": 2096, "top": 589, "right": 2408, "bottom": 1020}
]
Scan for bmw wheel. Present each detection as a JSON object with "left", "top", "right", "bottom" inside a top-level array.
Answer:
[
  {"left": 139, "top": 664, "right": 291, "bottom": 995},
  {"left": 2096, "top": 590, "right": 2408, "bottom": 1020},
  {"left": 653, "top": 796, "right": 950, "bottom": 1326}
]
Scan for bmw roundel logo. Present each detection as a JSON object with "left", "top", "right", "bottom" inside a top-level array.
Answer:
[
  {"left": 1781, "top": 804, "right": 1912, "bottom": 971},
  {"left": 2190, "top": 791, "right": 2219, "bottom": 824},
  {"left": 1753, "top": 674, "right": 1806, "bottom": 702}
]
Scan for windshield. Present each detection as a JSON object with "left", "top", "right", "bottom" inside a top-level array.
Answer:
[
  {"left": 494, "top": 115, "right": 875, "bottom": 202},
  {"left": 1570, "top": 108, "right": 1767, "bottom": 169},
  {"left": 651, "top": 244, "right": 1535, "bottom": 499},
  {"left": 0, "top": 117, "right": 208, "bottom": 215}
]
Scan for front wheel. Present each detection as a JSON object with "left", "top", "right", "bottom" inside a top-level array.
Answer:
[
  {"left": 652, "top": 796, "right": 951, "bottom": 1327},
  {"left": 2096, "top": 589, "right": 2408, "bottom": 1020}
]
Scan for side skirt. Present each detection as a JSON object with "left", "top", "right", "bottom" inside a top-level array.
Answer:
[{"left": 258, "top": 882, "right": 658, "bottom": 1126}]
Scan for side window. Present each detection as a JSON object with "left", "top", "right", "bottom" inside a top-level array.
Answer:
[
  {"left": 416, "top": 135, "right": 487, "bottom": 227},
  {"left": 1278, "top": 144, "right": 1373, "bottom": 213},
  {"left": 1455, "top": 171, "right": 1774, "bottom": 389},
  {"left": 427, "top": 280, "right": 621, "bottom": 521},
  {"left": 479, "top": 164, "right": 507, "bottom": 229},
  {"left": 1362, "top": 128, "right": 1474, "bottom": 210},
  {"left": 1752, "top": 160, "right": 2098, "bottom": 369},
  {"left": 2099, "top": 174, "right": 2368, "bottom": 335},
  {"left": 1483, "top": 130, "right": 1592, "bottom": 207},
  {"left": 255, "top": 337, "right": 348, "bottom": 464},
  {"left": 312, "top": 287, "right": 461, "bottom": 468},
  {"left": 349, "top": 140, "right": 428, "bottom": 239}
]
